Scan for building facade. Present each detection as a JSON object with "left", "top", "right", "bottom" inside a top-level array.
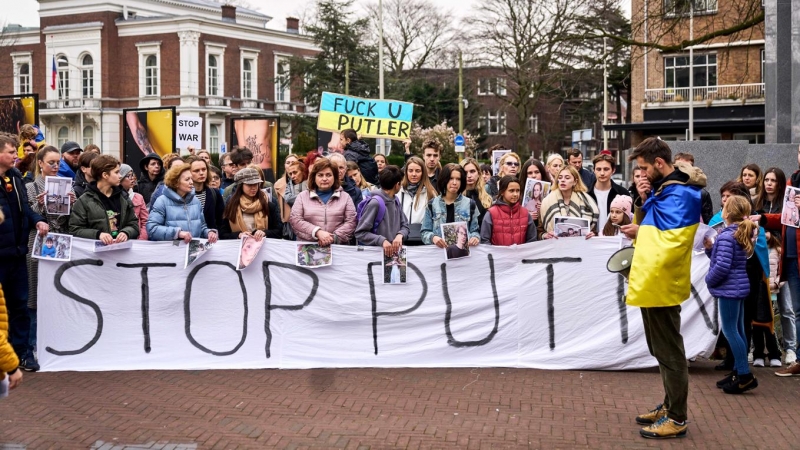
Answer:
[
  {"left": 0, "top": 0, "right": 318, "bottom": 157},
  {"left": 612, "top": 0, "right": 765, "bottom": 144}
]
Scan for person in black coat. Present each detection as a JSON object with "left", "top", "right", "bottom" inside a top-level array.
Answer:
[
  {"left": 341, "top": 128, "right": 379, "bottom": 185},
  {"left": 136, "top": 152, "right": 164, "bottom": 205}
]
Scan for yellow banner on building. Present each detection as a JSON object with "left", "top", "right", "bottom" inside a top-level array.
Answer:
[{"left": 316, "top": 92, "right": 413, "bottom": 140}]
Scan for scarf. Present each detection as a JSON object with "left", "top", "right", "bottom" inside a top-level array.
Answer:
[
  {"left": 406, "top": 182, "right": 419, "bottom": 198},
  {"left": 230, "top": 195, "right": 268, "bottom": 233}
]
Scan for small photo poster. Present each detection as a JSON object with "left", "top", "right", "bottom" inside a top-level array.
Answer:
[
  {"left": 44, "top": 176, "right": 72, "bottom": 216},
  {"left": 185, "top": 239, "right": 213, "bottom": 269},
  {"left": 783, "top": 186, "right": 800, "bottom": 228},
  {"left": 32, "top": 232, "right": 73, "bottom": 261},
  {"left": 491, "top": 149, "right": 511, "bottom": 176},
  {"left": 522, "top": 179, "right": 550, "bottom": 213},
  {"left": 553, "top": 216, "right": 591, "bottom": 238},
  {"left": 441, "top": 221, "right": 470, "bottom": 260},
  {"left": 262, "top": 187, "right": 273, "bottom": 202},
  {"left": 236, "top": 235, "right": 264, "bottom": 271},
  {"left": 384, "top": 246, "right": 407, "bottom": 284},
  {"left": 93, "top": 240, "right": 134, "bottom": 252},
  {"left": 296, "top": 243, "right": 332, "bottom": 268}
]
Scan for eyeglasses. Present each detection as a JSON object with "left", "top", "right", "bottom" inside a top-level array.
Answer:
[
  {"left": 3, "top": 176, "right": 11, "bottom": 193},
  {"left": 505, "top": 162, "right": 520, "bottom": 167}
]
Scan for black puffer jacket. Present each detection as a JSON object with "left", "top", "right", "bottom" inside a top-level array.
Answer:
[
  {"left": 344, "top": 140, "right": 379, "bottom": 185},
  {"left": 73, "top": 169, "right": 90, "bottom": 198},
  {"left": 136, "top": 153, "right": 164, "bottom": 205},
  {"left": 0, "top": 168, "right": 45, "bottom": 257}
]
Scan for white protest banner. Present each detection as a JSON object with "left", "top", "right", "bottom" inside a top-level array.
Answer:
[
  {"left": 176, "top": 116, "right": 203, "bottom": 148},
  {"left": 37, "top": 237, "right": 718, "bottom": 372}
]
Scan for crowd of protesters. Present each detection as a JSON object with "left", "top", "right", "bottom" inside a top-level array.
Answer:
[{"left": 2, "top": 127, "right": 800, "bottom": 404}]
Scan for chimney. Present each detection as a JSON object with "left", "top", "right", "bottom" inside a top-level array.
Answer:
[
  {"left": 286, "top": 17, "right": 299, "bottom": 34},
  {"left": 221, "top": 4, "right": 237, "bottom": 23}
]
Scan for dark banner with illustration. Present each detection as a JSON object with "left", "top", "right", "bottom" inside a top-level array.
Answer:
[
  {"left": 230, "top": 116, "right": 279, "bottom": 183},
  {"left": 0, "top": 93, "right": 39, "bottom": 135},
  {"left": 123, "top": 107, "right": 176, "bottom": 173}
]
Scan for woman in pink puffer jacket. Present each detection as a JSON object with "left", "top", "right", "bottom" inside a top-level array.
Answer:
[{"left": 289, "top": 158, "right": 356, "bottom": 245}]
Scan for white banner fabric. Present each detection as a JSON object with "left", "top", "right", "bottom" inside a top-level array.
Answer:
[{"left": 37, "top": 237, "right": 719, "bottom": 372}]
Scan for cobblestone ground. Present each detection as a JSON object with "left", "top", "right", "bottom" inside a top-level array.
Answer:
[{"left": 0, "top": 361, "right": 797, "bottom": 449}]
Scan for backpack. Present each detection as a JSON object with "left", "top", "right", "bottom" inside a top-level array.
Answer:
[{"left": 356, "top": 192, "right": 400, "bottom": 235}]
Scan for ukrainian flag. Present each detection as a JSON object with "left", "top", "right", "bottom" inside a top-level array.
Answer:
[{"left": 627, "top": 182, "right": 702, "bottom": 308}]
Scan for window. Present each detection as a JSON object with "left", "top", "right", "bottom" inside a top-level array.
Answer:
[
  {"left": 477, "top": 78, "right": 507, "bottom": 96},
  {"left": 207, "top": 55, "right": 219, "bottom": 96},
  {"left": 529, "top": 115, "right": 539, "bottom": 134},
  {"left": 209, "top": 124, "right": 220, "bottom": 153},
  {"left": 145, "top": 55, "right": 158, "bottom": 96},
  {"left": 57, "top": 126, "right": 69, "bottom": 148},
  {"left": 664, "top": 53, "right": 717, "bottom": 89},
  {"left": 81, "top": 54, "right": 94, "bottom": 98},
  {"left": 761, "top": 48, "right": 765, "bottom": 84},
  {"left": 733, "top": 133, "right": 765, "bottom": 144},
  {"left": 205, "top": 44, "right": 226, "bottom": 98},
  {"left": 275, "top": 57, "right": 290, "bottom": 102},
  {"left": 57, "top": 55, "right": 70, "bottom": 99},
  {"left": 82, "top": 126, "right": 94, "bottom": 148},
  {"left": 664, "top": 0, "right": 717, "bottom": 16},
  {"left": 18, "top": 63, "right": 30, "bottom": 94},
  {"left": 242, "top": 59, "right": 253, "bottom": 99},
  {"left": 480, "top": 111, "right": 507, "bottom": 135}
]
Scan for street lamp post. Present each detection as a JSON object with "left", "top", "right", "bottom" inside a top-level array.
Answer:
[
  {"left": 377, "top": 0, "right": 385, "bottom": 155},
  {"left": 603, "top": 37, "right": 608, "bottom": 152}
]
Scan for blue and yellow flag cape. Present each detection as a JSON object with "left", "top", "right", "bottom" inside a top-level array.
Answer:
[{"left": 627, "top": 179, "right": 702, "bottom": 308}]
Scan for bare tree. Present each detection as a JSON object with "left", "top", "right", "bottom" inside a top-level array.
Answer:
[
  {"left": 467, "top": 0, "right": 594, "bottom": 158},
  {"left": 208, "top": 0, "right": 255, "bottom": 8},
  {"left": 366, "top": 0, "right": 454, "bottom": 72}
]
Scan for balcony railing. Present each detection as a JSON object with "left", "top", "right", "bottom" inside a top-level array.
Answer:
[
  {"left": 42, "top": 98, "right": 102, "bottom": 109},
  {"left": 275, "top": 102, "right": 295, "bottom": 112},
  {"left": 644, "top": 83, "right": 765, "bottom": 106}
]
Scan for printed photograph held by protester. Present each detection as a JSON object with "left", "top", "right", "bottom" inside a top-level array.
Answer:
[{"left": 420, "top": 163, "right": 480, "bottom": 249}]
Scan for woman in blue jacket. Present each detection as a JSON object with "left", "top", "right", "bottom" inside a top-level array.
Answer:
[
  {"left": 705, "top": 195, "right": 758, "bottom": 394},
  {"left": 147, "top": 164, "right": 218, "bottom": 243},
  {"left": 421, "top": 163, "right": 480, "bottom": 249}
]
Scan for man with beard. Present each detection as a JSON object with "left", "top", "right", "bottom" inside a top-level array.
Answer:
[
  {"left": 620, "top": 137, "right": 706, "bottom": 439},
  {"left": 57, "top": 141, "right": 83, "bottom": 179}
]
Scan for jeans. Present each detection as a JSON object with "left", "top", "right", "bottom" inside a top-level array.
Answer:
[
  {"left": 641, "top": 306, "right": 689, "bottom": 422},
  {"left": 783, "top": 258, "right": 800, "bottom": 352},
  {"left": 719, "top": 297, "right": 751, "bottom": 375},
  {"left": 776, "top": 285, "right": 797, "bottom": 352},
  {"left": 0, "top": 256, "right": 31, "bottom": 359}
]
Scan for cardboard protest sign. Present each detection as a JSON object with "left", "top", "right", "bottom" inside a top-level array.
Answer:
[
  {"left": 176, "top": 116, "right": 203, "bottom": 148},
  {"left": 317, "top": 92, "right": 413, "bottom": 140}
]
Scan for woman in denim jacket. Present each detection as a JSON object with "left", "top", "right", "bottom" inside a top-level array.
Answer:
[{"left": 421, "top": 163, "right": 480, "bottom": 249}]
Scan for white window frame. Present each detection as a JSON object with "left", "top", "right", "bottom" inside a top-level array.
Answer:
[
  {"left": 664, "top": 0, "right": 718, "bottom": 17},
  {"left": 11, "top": 52, "right": 32, "bottom": 95},
  {"left": 205, "top": 43, "right": 226, "bottom": 98},
  {"left": 80, "top": 53, "right": 94, "bottom": 98},
  {"left": 664, "top": 52, "right": 717, "bottom": 90},
  {"left": 495, "top": 77, "right": 507, "bottom": 96},
  {"left": 477, "top": 78, "right": 488, "bottom": 96},
  {"left": 208, "top": 123, "right": 220, "bottom": 153},
  {"left": 137, "top": 42, "right": 161, "bottom": 102},
  {"left": 275, "top": 54, "right": 291, "bottom": 103},
  {"left": 57, "top": 54, "right": 70, "bottom": 100},
  {"left": 529, "top": 115, "right": 539, "bottom": 134},
  {"left": 57, "top": 126, "right": 69, "bottom": 148},
  {"left": 82, "top": 126, "right": 94, "bottom": 148},
  {"left": 483, "top": 111, "right": 507, "bottom": 135},
  {"left": 240, "top": 48, "right": 259, "bottom": 100}
]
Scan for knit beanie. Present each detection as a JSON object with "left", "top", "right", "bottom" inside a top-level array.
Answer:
[
  {"left": 610, "top": 195, "right": 633, "bottom": 220},
  {"left": 119, "top": 164, "right": 134, "bottom": 179}
]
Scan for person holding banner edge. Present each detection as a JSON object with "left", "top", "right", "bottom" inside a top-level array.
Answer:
[{"left": 620, "top": 137, "right": 707, "bottom": 439}]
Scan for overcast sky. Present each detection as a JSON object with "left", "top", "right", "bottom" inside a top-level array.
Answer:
[{"left": 4, "top": 0, "right": 631, "bottom": 31}]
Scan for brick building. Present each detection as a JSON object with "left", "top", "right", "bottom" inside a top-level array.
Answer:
[
  {"left": 0, "top": 0, "right": 318, "bottom": 157},
  {"left": 609, "top": 0, "right": 766, "bottom": 144}
]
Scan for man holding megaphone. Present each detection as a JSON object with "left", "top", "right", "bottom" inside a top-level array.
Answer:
[{"left": 618, "top": 137, "right": 707, "bottom": 440}]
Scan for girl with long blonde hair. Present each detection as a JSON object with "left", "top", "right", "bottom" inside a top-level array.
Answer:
[
  {"left": 398, "top": 156, "right": 437, "bottom": 245},
  {"left": 461, "top": 157, "right": 492, "bottom": 228}
]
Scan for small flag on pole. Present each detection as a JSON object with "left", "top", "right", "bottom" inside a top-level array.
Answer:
[{"left": 50, "top": 55, "right": 56, "bottom": 91}]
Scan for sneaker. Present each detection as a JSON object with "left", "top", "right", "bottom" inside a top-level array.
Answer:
[
  {"left": 785, "top": 350, "right": 797, "bottom": 364},
  {"left": 19, "top": 356, "right": 40, "bottom": 372},
  {"left": 753, "top": 358, "right": 765, "bottom": 367},
  {"left": 716, "top": 371, "right": 737, "bottom": 389},
  {"left": 770, "top": 358, "right": 783, "bottom": 367},
  {"left": 748, "top": 352, "right": 754, "bottom": 363},
  {"left": 639, "top": 416, "right": 688, "bottom": 439},
  {"left": 635, "top": 403, "right": 668, "bottom": 425},
  {"left": 722, "top": 374, "right": 758, "bottom": 394},
  {"left": 775, "top": 361, "right": 800, "bottom": 377}
]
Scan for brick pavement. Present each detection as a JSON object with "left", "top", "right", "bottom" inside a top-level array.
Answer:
[{"left": 0, "top": 361, "right": 798, "bottom": 449}]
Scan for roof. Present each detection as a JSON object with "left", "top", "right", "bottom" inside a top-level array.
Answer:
[{"left": 157, "top": 0, "right": 269, "bottom": 19}]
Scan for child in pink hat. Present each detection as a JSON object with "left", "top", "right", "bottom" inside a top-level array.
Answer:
[{"left": 603, "top": 195, "right": 634, "bottom": 236}]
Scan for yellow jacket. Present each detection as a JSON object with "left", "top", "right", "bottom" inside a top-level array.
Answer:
[{"left": 0, "top": 284, "right": 20, "bottom": 377}]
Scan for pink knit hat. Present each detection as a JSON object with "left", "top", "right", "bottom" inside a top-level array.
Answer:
[{"left": 610, "top": 195, "right": 633, "bottom": 219}]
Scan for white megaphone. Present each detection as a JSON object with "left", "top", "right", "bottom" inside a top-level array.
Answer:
[{"left": 606, "top": 247, "right": 635, "bottom": 281}]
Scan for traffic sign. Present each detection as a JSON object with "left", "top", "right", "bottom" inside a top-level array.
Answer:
[{"left": 454, "top": 134, "right": 465, "bottom": 146}]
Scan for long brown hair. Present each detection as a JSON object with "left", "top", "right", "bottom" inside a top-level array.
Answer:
[
  {"left": 223, "top": 182, "right": 270, "bottom": 222},
  {"left": 402, "top": 156, "right": 436, "bottom": 208},
  {"left": 602, "top": 212, "right": 631, "bottom": 236},
  {"left": 725, "top": 195, "right": 757, "bottom": 256},
  {"left": 737, "top": 163, "right": 763, "bottom": 196},
  {"left": 754, "top": 167, "right": 786, "bottom": 213}
]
